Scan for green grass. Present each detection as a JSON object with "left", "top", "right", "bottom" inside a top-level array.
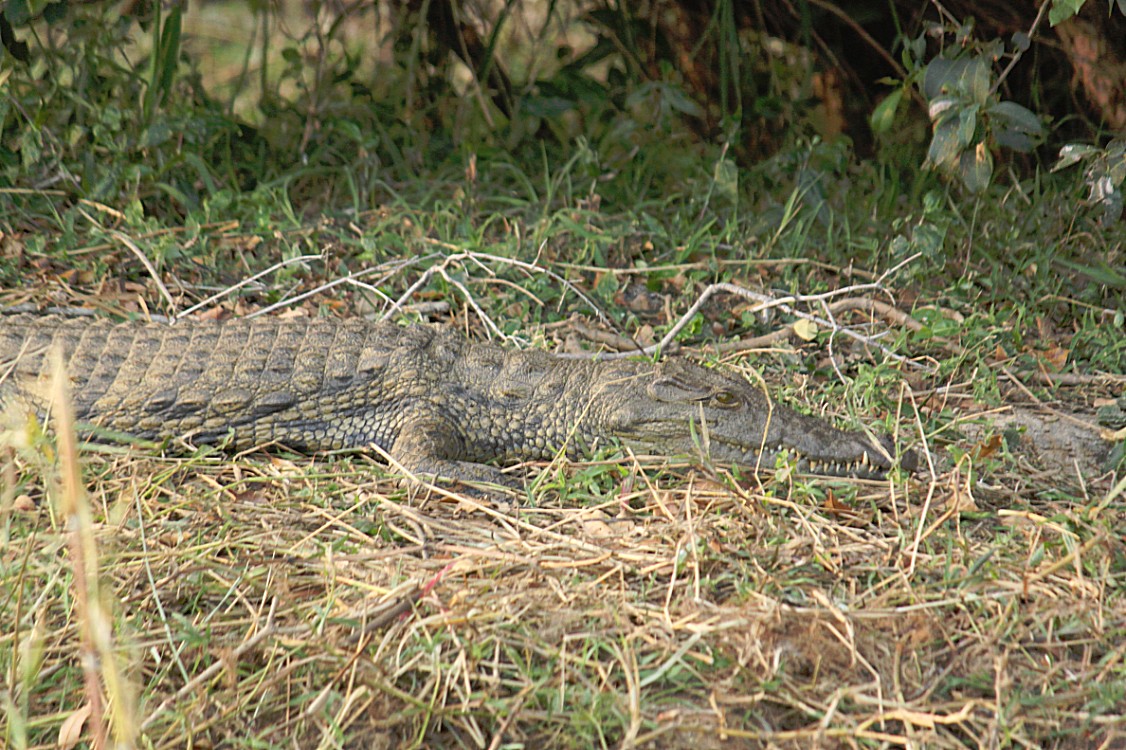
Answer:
[{"left": 3, "top": 151, "right": 1124, "bottom": 745}]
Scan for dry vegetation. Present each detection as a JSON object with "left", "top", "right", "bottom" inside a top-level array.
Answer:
[
  {"left": 2, "top": 247, "right": 1123, "bottom": 749},
  {"left": 2, "top": 1, "right": 1124, "bottom": 747}
]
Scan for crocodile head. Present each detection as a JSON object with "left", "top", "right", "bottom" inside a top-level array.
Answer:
[{"left": 594, "top": 358, "right": 917, "bottom": 479}]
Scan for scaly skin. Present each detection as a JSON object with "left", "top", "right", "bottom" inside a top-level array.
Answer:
[{"left": 0, "top": 315, "right": 916, "bottom": 485}]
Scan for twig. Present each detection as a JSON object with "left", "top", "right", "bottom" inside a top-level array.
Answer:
[
  {"left": 822, "top": 298, "right": 848, "bottom": 384},
  {"left": 804, "top": 0, "right": 910, "bottom": 83},
  {"left": 383, "top": 260, "right": 509, "bottom": 341},
  {"left": 637, "top": 632, "right": 705, "bottom": 688},
  {"left": 486, "top": 685, "right": 534, "bottom": 750},
  {"left": 346, "top": 583, "right": 425, "bottom": 644},
  {"left": 434, "top": 267, "right": 507, "bottom": 341},
  {"left": 659, "top": 282, "right": 881, "bottom": 353},
  {"left": 556, "top": 339, "right": 664, "bottom": 360},
  {"left": 990, "top": 0, "right": 1052, "bottom": 97},
  {"left": 112, "top": 231, "right": 177, "bottom": 316},
  {"left": 248, "top": 256, "right": 427, "bottom": 319},
  {"left": 705, "top": 327, "right": 790, "bottom": 353},
  {"left": 821, "top": 297, "right": 924, "bottom": 331},
  {"left": 567, "top": 316, "right": 652, "bottom": 354},
  {"left": 365, "top": 444, "right": 613, "bottom": 556},
  {"left": 140, "top": 597, "right": 279, "bottom": 731},
  {"left": 696, "top": 140, "right": 732, "bottom": 222},
  {"left": 1018, "top": 370, "right": 1126, "bottom": 386},
  {"left": 51, "top": 355, "right": 110, "bottom": 749},
  {"left": 175, "top": 253, "right": 326, "bottom": 320},
  {"left": 998, "top": 368, "right": 1106, "bottom": 433},
  {"left": 415, "top": 244, "right": 615, "bottom": 327},
  {"left": 562, "top": 289, "right": 927, "bottom": 368},
  {"left": 700, "top": 289, "right": 926, "bottom": 368},
  {"left": 133, "top": 492, "right": 192, "bottom": 684}
]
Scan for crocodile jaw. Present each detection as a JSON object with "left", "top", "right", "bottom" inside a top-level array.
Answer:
[
  {"left": 618, "top": 431, "right": 914, "bottom": 479},
  {"left": 722, "top": 434, "right": 916, "bottom": 479},
  {"left": 599, "top": 359, "right": 916, "bottom": 479}
]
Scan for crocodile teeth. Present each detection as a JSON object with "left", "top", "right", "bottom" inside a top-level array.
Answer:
[{"left": 861, "top": 451, "right": 869, "bottom": 466}]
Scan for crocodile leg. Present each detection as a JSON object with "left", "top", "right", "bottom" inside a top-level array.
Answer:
[{"left": 389, "top": 414, "right": 521, "bottom": 490}]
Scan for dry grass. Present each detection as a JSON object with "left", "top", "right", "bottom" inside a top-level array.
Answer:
[
  {"left": 3, "top": 422, "right": 1123, "bottom": 748},
  {"left": 3, "top": 1, "right": 1123, "bottom": 744},
  {"left": 1, "top": 221, "right": 1123, "bottom": 749}
]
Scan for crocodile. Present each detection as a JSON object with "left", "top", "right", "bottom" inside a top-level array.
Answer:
[{"left": 0, "top": 315, "right": 917, "bottom": 487}]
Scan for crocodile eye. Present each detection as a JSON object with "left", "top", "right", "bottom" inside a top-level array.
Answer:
[{"left": 713, "top": 390, "right": 741, "bottom": 407}]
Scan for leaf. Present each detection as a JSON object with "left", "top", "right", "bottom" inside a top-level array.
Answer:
[
  {"left": 712, "top": 157, "right": 739, "bottom": 207},
  {"left": 927, "top": 96, "right": 958, "bottom": 122},
  {"left": 792, "top": 318, "right": 818, "bottom": 341},
  {"left": 927, "top": 117, "right": 964, "bottom": 169},
  {"left": 957, "top": 104, "right": 979, "bottom": 149},
  {"left": 821, "top": 491, "right": 860, "bottom": 518},
  {"left": 1089, "top": 174, "right": 1118, "bottom": 204},
  {"left": 958, "top": 143, "right": 993, "bottom": 193},
  {"left": 972, "top": 434, "right": 1003, "bottom": 460},
  {"left": 18, "top": 614, "right": 46, "bottom": 693},
  {"left": 1041, "top": 344, "right": 1069, "bottom": 371},
  {"left": 870, "top": 87, "right": 904, "bottom": 136},
  {"left": 992, "top": 101, "right": 1043, "bottom": 152},
  {"left": 949, "top": 484, "right": 981, "bottom": 513},
  {"left": 923, "top": 56, "right": 992, "bottom": 104},
  {"left": 1107, "top": 142, "right": 1126, "bottom": 181},
  {"left": 991, "top": 101, "right": 1043, "bottom": 151},
  {"left": 3, "top": 0, "right": 32, "bottom": 25},
  {"left": 981, "top": 39, "right": 1005, "bottom": 62},
  {"left": 0, "top": 11, "right": 31, "bottom": 61},
  {"left": 521, "top": 95, "right": 575, "bottom": 118},
  {"left": 922, "top": 58, "right": 955, "bottom": 100},
  {"left": 42, "top": 1, "right": 68, "bottom": 24},
  {"left": 157, "top": 5, "right": 183, "bottom": 99},
  {"left": 58, "top": 703, "right": 92, "bottom": 750},
  {"left": 989, "top": 101, "right": 1044, "bottom": 136},
  {"left": 911, "top": 222, "right": 947, "bottom": 258},
  {"left": 1052, "top": 143, "right": 1099, "bottom": 171},
  {"left": 996, "top": 129, "right": 1034, "bottom": 152},
  {"left": 954, "top": 18, "right": 976, "bottom": 46},
  {"left": 966, "top": 60, "right": 991, "bottom": 105},
  {"left": 1053, "top": 257, "right": 1126, "bottom": 288},
  {"left": 667, "top": 88, "right": 704, "bottom": 117},
  {"left": 905, "top": 34, "right": 927, "bottom": 66},
  {"left": 1048, "top": 0, "right": 1085, "bottom": 26}
]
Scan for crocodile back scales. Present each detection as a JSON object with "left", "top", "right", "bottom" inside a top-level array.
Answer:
[
  {"left": 1, "top": 316, "right": 450, "bottom": 452},
  {"left": 1, "top": 315, "right": 915, "bottom": 479}
]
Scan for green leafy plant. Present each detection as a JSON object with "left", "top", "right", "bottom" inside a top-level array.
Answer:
[
  {"left": 918, "top": 51, "right": 1044, "bottom": 192},
  {"left": 1052, "top": 139, "right": 1126, "bottom": 223},
  {"left": 872, "top": 18, "right": 1045, "bottom": 193},
  {"left": 0, "top": 1, "right": 247, "bottom": 218}
]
